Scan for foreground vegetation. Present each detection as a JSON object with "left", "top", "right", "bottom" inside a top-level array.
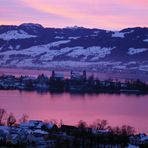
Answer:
[{"left": 0, "top": 108, "right": 148, "bottom": 147}]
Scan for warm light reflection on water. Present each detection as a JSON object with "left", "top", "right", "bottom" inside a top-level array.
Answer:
[{"left": 0, "top": 90, "right": 148, "bottom": 134}]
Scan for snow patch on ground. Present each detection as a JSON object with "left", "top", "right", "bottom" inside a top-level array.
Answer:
[
  {"left": 9, "top": 45, "right": 13, "bottom": 50},
  {"left": 0, "top": 30, "right": 37, "bottom": 40},
  {"left": 40, "top": 47, "right": 72, "bottom": 61},
  {"left": 90, "top": 57, "right": 99, "bottom": 61},
  {"left": 112, "top": 32, "right": 125, "bottom": 38},
  {"left": 94, "top": 31, "right": 100, "bottom": 34},
  {"left": 15, "top": 45, "right": 21, "bottom": 50},
  {"left": 143, "top": 39, "right": 148, "bottom": 42},
  {"left": 125, "top": 61, "right": 137, "bottom": 65},
  {"left": 128, "top": 48, "right": 148, "bottom": 55},
  {"left": 37, "top": 46, "right": 113, "bottom": 61},
  {"left": 0, "top": 40, "right": 71, "bottom": 61},
  {"left": 112, "top": 30, "right": 134, "bottom": 38},
  {"left": 113, "top": 65, "right": 126, "bottom": 70},
  {"left": 55, "top": 36, "right": 64, "bottom": 39},
  {"left": 139, "top": 65, "right": 148, "bottom": 72},
  {"left": 67, "top": 46, "right": 114, "bottom": 59},
  {"left": 124, "top": 30, "right": 134, "bottom": 34},
  {"left": 68, "top": 36, "right": 80, "bottom": 39}
]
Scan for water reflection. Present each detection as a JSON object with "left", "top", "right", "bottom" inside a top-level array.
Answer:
[{"left": 0, "top": 90, "right": 148, "bottom": 134}]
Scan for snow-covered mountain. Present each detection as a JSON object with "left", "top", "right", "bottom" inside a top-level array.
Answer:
[
  {"left": 0, "top": 23, "right": 148, "bottom": 72},
  {"left": 0, "top": 30, "right": 37, "bottom": 40}
]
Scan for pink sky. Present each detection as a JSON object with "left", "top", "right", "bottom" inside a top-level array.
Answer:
[{"left": 0, "top": 0, "right": 148, "bottom": 29}]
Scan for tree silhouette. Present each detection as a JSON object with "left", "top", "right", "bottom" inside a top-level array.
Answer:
[
  {"left": 19, "top": 113, "right": 29, "bottom": 123},
  {"left": 0, "top": 108, "right": 7, "bottom": 125},
  {"left": 91, "top": 119, "right": 108, "bottom": 130},
  {"left": 7, "top": 113, "right": 16, "bottom": 126}
]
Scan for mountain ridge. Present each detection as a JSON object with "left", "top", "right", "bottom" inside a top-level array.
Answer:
[{"left": 0, "top": 23, "right": 148, "bottom": 72}]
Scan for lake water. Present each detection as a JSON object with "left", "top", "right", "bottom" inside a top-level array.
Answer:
[{"left": 0, "top": 90, "right": 148, "bottom": 134}]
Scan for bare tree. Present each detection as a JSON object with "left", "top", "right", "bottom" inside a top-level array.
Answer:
[
  {"left": 48, "top": 119, "right": 57, "bottom": 125},
  {"left": 121, "top": 125, "right": 135, "bottom": 136},
  {"left": 59, "top": 119, "right": 63, "bottom": 127},
  {"left": 0, "top": 108, "right": 7, "bottom": 125},
  {"left": 78, "top": 120, "right": 87, "bottom": 129},
  {"left": 91, "top": 119, "right": 108, "bottom": 130},
  {"left": 7, "top": 113, "right": 16, "bottom": 126},
  {"left": 110, "top": 126, "right": 122, "bottom": 135},
  {"left": 19, "top": 113, "right": 29, "bottom": 123},
  {"left": 110, "top": 125, "right": 135, "bottom": 136}
]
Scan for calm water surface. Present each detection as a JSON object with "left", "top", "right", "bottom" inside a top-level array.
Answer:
[{"left": 0, "top": 90, "right": 148, "bottom": 134}]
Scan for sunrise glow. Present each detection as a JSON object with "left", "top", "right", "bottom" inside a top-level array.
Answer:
[{"left": 0, "top": 0, "right": 148, "bottom": 29}]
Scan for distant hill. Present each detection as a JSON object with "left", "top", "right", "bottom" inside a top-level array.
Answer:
[{"left": 0, "top": 23, "right": 148, "bottom": 72}]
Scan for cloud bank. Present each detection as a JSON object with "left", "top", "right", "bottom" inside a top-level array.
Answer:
[{"left": 0, "top": 0, "right": 147, "bottom": 29}]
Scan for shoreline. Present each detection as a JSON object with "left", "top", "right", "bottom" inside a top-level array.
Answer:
[
  {"left": 0, "top": 72, "right": 148, "bottom": 95},
  {"left": 0, "top": 67, "right": 148, "bottom": 82}
]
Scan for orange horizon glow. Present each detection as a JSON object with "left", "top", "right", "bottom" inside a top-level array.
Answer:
[{"left": 0, "top": 0, "right": 148, "bottom": 30}]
